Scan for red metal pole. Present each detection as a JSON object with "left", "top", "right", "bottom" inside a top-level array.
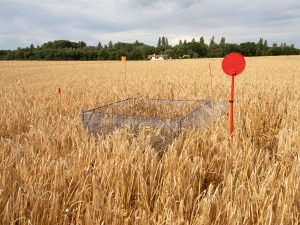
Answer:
[
  {"left": 58, "top": 87, "right": 61, "bottom": 115},
  {"left": 230, "top": 73, "right": 235, "bottom": 140}
]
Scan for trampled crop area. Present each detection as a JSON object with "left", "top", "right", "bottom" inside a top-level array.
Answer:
[{"left": 0, "top": 56, "right": 300, "bottom": 224}]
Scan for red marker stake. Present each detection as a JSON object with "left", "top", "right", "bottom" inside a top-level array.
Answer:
[
  {"left": 58, "top": 86, "right": 61, "bottom": 115},
  {"left": 230, "top": 72, "right": 235, "bottom": 140},
  {"left": 222, "top": 53, "right": 246, "bottom": 141}
]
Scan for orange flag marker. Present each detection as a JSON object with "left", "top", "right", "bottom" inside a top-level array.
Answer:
[{"left": 121, "top": 56, "right": 126, "bottom": 80}]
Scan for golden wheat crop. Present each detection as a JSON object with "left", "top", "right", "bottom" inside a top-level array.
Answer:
[{"left": 0, "top": 56, "right": 300, "bottom": 224}]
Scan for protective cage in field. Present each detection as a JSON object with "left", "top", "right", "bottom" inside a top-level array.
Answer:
[{"left": 81, "top": 98, "right": 228, "bottom": 150}]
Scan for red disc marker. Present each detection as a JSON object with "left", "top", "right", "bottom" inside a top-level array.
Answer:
[
  {"left": 222, "top": 52, "right": 246, "bottom": 141},
  {"left": 222, "top": 53, "right": 246, "bottom": 76}
]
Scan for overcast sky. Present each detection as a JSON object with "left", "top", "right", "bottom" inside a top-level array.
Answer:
[{"left": 1, "top": 0, "right": 300, "bottom": 50}]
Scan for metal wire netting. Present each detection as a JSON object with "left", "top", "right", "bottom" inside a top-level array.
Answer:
[{"left": 81, "top": 98, "right": 228, "bottom": 149}]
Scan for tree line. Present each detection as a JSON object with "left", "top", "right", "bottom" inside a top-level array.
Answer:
[{"left": 0, "top": 37, "right": 298, "bottom": 61}]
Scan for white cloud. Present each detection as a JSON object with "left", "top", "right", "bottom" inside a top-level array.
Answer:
[{"left": 0, "top": 0, "right": 299, "bottom": 49}]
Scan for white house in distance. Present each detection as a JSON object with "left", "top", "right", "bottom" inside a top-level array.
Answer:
[{"left": 148, "top": 53, "right": 168, "bottom": 61}]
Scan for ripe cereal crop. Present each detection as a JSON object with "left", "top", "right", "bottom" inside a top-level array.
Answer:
[{"left": 0, "top": 56, "right": 300, "bottom": 224}]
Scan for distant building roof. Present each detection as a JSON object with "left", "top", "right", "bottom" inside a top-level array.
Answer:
[
  {"left": 179, "top": 54, "right": 190, "bottom": 59},
  {"left": 148, "top": 54, "right": 168, "bottom": 57}
]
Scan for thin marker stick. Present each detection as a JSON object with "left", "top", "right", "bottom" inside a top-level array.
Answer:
[
  {"left": 209, "top": 63, "right": 212, "bottom": 98},
  {"left": 229, "top": 72, "right": 235, "bottom": 141},
  {"left": 58, "top": 83, "right": 61, "bottom": 115},
  {"left": 121, "top": 56, "right": 126, "bottom": 80},
  {"left": 222, "top": 53, "right": 246, "bottom": 142}
]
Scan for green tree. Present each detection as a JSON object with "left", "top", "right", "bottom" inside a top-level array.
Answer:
[
  {"left": 42, "top": 41, "right": 53, "bottom": 49},
  {"left": 98, "top": 49, "right": 109, "bottom": 60},
  {"left": 15, "top": 47, "right": 24, "bottom": 59},
  {"left": 0, "top": 50, "right": 7, "bottom": 60},
  {"left": 157, "top": 37, "right": 161, "bottom": 47},
  {"left": 165, "top": 49, "right": 174, "bottom": 59},
  {"left": 262, "top": 40, "right": 268, "bottom": 55},
  {"left": 52, "top": 40, "right": 73, "bottom": 49},
  {"left": 281, "top": 45, "right": 298, "bottom": 55},
  {"left": 224, "top": 44, "right": 241, "bottom": 55},
  {"left": 116, "top": 50, "right": 127, "bottom": 60},
  {"left": 188, "top": 50, "right": 194, "bottom": 58},
  {"left": 188, "top": 40, "right": 199, "bottom": 57},
  {"left": 30, "top": 44, "right": 35, "bottom": 50},
  {"left": 219, "top": 37, "right": 225, "bottom": 48},
  {"left": 136, "top": 44, "right": 154, "bottom": 59},
  {"left": 280, "top": 43, "right": 283, "bottom": 49},
  {"left": 77, "top": 41, "right": 86, "bottom": 48},
  {"left": 97, "top": 42, "right": 103, "bottom": 50},
  {"left": 269, "top": 47, "right": 283, "bottom": 56},
  {"left": 131, "top": 48, "right": 143, "bottom": 60},
  {"left": 179, "top": 39, "right": 183, "bottom": 46},
  {"left": 161, "top": 36, "right": 165, "bottom": 46},
  {"left": 198, "top": 37, "right": 206, "bottom": 57},
  {"left": 207, "top": 45, "right": 222, "bottom": 58},
  {"left": 165, "top": 38, "right": 169, "bottom": 47},
  {"left": 256, "top": 38, "right": 263, "bottom": 56},
  {"left": 219, "top": 37, "right": 226, "bottom": 56},
  {"left": 209, "top": 36, "right": 215, "bottom": 47},
  {"left": 240, "top": 42, "right": 256, "bottom": 56},
  {"left": 176, "top": 48, "right": 185, "bottom": 57},
  {"left": 24, "top": 51, "right": 33, "bottom": 60},
  {"left": 5, "top": 51, "right": 14, "bottom": 60},
  {"left": 272, "top": 43, "right": 277, "bottom": 48},
  {"left": 156, "top": 45, "right": 167, "bottom": 55},
  {"left": 133, "top": 40, "right": 144, "bottom": 47},
  {"left": 200, "top": 36, "right": 204, "bottom": 44},
  {"left": 108, "top": 41, "right": 113, "bottom": 49},
  {"left": 108, "top": 51, "right": 116, "bottom": 60}
]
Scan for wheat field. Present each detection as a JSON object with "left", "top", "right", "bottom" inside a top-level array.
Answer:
[{"left": 0, "top": 56, "right": 300, "bottom": 224}]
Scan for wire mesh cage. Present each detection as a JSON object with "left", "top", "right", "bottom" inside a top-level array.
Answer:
[{"left": 81, "top": 98, "right": 228, "bottom": 149}]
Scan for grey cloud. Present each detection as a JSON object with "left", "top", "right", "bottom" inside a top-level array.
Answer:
[
  {"left": 0, "top": 0, "right": 299, "bottom": 49},
  {"left": 131, "top": 0, "right": 197, "bottom": 8}
]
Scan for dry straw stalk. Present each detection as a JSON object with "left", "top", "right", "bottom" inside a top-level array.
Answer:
[{"left": 0, "top": 56, "right": 300, "bottom": 224}]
